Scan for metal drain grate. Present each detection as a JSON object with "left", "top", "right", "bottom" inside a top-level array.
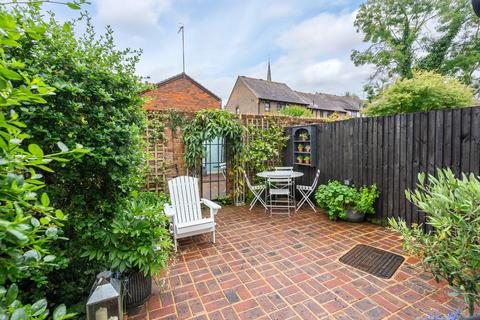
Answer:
[{"left": 339, "top": 244, "right": 405, "bottom": 279}]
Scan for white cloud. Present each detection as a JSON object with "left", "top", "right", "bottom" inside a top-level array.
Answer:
[
  {"left": 96, "top": 0, "right": 170, "bottom": 34},
  {"left": 277, "top": 11, "right": 363, "bottom": 58}
]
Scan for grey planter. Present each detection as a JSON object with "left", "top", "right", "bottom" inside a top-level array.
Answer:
[
  {"left": 125, "top": 270, "right": 152, "bottom": 308},
  {"left": 473, "top": 0, "right": 480, "bottom": 17},
  {"left": 342, "top": 208, "right": 365, "bottom": 223}
]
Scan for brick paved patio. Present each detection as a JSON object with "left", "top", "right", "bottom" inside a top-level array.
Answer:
[{"left": 128, "top": 206, "right": 465, "bottom": 320}]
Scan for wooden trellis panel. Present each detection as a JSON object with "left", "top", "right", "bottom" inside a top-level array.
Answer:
[{"left": 145, "top": 124, "right": 167, "bottom": 192}]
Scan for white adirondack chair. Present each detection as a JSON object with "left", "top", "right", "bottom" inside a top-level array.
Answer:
[{"left": 164, "top": 176, "right": 221, "bottom": 253}]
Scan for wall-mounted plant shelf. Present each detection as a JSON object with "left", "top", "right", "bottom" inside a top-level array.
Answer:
[{"left": 292, "top": 125, "right": 317, "bottom": 167}]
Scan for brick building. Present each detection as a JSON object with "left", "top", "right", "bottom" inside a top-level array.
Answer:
[{"left": 143, "top": 72, "right": 221, "bottom": 111}]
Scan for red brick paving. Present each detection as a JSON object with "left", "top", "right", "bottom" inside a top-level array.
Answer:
[{"left": 128, "top": 206, "right": 466, "bottom": 320}]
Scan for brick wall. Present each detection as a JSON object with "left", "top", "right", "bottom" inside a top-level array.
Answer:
[
  {"left": 145, "top": 110, "right": 323, "bottom": 194},
  {"left": 143, "top": 75, "right": 221, "bottom": 112}
]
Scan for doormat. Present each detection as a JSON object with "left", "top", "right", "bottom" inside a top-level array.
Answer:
[{"left": 339, "top": 244, "right": 405, "bottom": 279}]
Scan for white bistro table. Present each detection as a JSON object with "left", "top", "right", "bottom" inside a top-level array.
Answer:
[{"left": 256, "top": 170, "right": 304, "bottom": 210}]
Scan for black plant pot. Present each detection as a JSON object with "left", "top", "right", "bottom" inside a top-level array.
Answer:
[
  {"left": 342, "top": 208, "right": 365, "bottom": 223},
  {"left": 125, "top": 270, "right": 152, "bottom": 308},
  {"left": 473, "top": 0, "right": 480, "bottom": 17}
]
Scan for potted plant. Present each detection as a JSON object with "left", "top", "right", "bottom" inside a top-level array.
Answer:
[
  {"left": 107, "top": 191, "right": 172, "bottom": 308},
  {"left": 299, "top": 132, "right": 309, "bottom": 141},
  {"left": 296, "top": 155, "right": 303, "bottom": 163},
  {"left": 315, "top": 181, "right": 378, "bottom": 222},
  {"left": 305, "top": 144, "right": 311, "bottom": 152},
  {"left": 297, "top": 144, "right": 304, "bottom": 152},
  {"left": 304, "top": 156, "right": 311, "bottom": 165}
]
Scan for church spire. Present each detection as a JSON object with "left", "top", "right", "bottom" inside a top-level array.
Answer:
[{"left": 267, "top": 60, "right": 272, "bottom": 81}]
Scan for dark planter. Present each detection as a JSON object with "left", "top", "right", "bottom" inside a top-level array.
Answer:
[
  {"left": 342, "top": 208, "right": 365, "bottom": 223},
  {"left": 473, "top": 0, "right": 480, "bottom": 17},
  {"left": 125, "top": 270, "right": 152, "bottom": 308}
]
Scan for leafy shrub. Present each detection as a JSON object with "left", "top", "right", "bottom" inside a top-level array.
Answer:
[
  {"left": 278, "top": 105, "right": 314, "bottom": 118},
  {"left": 364, "top": 71, "right": 475, "bottom": 116},
  {"left": 315, "top": 181, "right": 378, "bottom": 220},
  {"left": 7, "top": 7, "right": 149, "bottom": 305},
  {"left": 389, "top": 169, "right": 480, "bottom": 316},
  {"left": 0, "top": 2, "right": 87, "bottom": 315},
  {"left": 0, "top": 284, "right": 75, "bottom": 320},
  {"left": 83, "top": 192, "right": 172, "bottom": 276}
]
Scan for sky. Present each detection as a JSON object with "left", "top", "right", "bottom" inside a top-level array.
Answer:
[{"left": 52, "top": 0, "right": 373, "bottom": 103}]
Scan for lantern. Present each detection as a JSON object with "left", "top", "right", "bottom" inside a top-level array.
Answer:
[
  {"left": 86, "top": 271, "right": 123, "bottom": 320},
  {"left": 473, "top": 0, "right": 480, "bottom": 18}
]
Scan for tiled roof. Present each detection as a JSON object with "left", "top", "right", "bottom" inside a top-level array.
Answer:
[
  {"left": 239, "top": 76, "right": 307, "bottom": 105},
  {"left": 295, "top": 91, "right": 362, "bottom": 112}
]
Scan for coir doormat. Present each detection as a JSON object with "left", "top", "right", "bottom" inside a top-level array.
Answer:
[{"left": 339, "top": 244, "right": 405, "bottom": 279}]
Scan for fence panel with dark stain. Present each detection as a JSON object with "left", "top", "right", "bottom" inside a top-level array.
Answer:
[{"left": 285, "top": 106, "right": 480, "bottom": 227}]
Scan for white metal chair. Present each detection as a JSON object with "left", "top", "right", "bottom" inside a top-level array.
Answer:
[
  {"left": 164, "top": 176, "right": 221, "bottom": 252},
  {"left": 274, "top": 167, "right": 293, "bottom": 171},
  {"left": 296, "top": 169, "right": 320, "bottom": 212},
  {"left": 243, "top": 170, "right": 267, "bottom": 210},
  {"left": 267, "top": 176, "right": 293, "bottom": 215}
]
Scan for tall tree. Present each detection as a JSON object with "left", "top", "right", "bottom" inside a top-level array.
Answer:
[{"left": 352, "top": 0, "right": 480, "bottom": 95}]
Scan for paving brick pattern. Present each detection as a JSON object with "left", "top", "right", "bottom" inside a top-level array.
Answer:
[{"left": 128, "top": 206, "right": 465, "bottom": 320}]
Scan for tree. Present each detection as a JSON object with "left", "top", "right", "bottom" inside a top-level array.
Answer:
[
  {"left": 352, "top": 0, "right": 480, "bottom": 95},
  {"left": 278, "top": 105, "right": 314, "bottom": 118},
  {"left": 363, "top": 70, "right": 475, "bottom": 116}
]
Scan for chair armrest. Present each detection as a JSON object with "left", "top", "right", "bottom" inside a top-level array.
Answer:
[
  {"left": 164, "top": 204, "right": 175, "bottom": 219},
  {"left": 201, "top": 198, "right": 221, "bottom": 218},
  {"left": 201, "top": 198, "right": 222, "bottom": 210}
]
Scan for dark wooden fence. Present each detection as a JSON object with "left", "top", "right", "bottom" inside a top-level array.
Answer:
[{"left": 285, "top": 106, "right": 480, "bottom": 227}]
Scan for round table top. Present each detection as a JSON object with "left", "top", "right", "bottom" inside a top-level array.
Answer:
[{"left": 256, "top": 170, "right": 304, "bottom": 179}]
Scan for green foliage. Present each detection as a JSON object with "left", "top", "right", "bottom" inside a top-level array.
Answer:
[
  {"left": 315, "top": 181, "right": 358, "bottom": 220},
  {"left": 389, "top": 169, "right": 480, "bottom": 316},
  {"left": 5, "top": 5, "right": 149, "bottom": 305},
  {"left": 352, "top": 0, "right": 480, "bottom": 95},
  {"left": 0, "top": 284, "right": 75, "bottom": 320},
  {"left": 182, "top": 109, "right": 244, "bottom": 169},
  {"left": 0, "top": 111, "right": 87, "bottom": 287},
  {"left": 364, "top": 71, "right": 475, "bottom": 116},
  {"left": 83, "top": 192, "right": 172, "bottom": 276},
  {"left": 315, "top": 181, "right": 379, "bottom": 220},
  {"left": 147, "top": 110, "right": 185, "bottom": 145},
  {"left": 278, "top": 105, "right": 314, "bottom": 118},
  {"left": 355, "top": 185, "right": 379, "bottom": 215},
  {"left": 0, "top": 2, "right": 87, "bottom": 316},
  {"left": 240, "top": 118, "right": 289, "bottom": 173}
]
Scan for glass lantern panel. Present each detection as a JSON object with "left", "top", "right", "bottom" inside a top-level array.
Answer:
[{"left": 87, "top": 299, "right": 120, "bottom": 320}]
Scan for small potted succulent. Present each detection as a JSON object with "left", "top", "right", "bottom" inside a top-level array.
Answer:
[
  {"left": 304, "top": 156, "right": 311, "bottom": 165},
  {"left": 296, "top": 155, "right": 303, "bottom": 163},
  {"left": 297, "top": 144, "right": 304, "bottom": 152},
  {"left": 305, "top": 144, "right": 311, "bottom": 152},
  {"left": 299, "top": 132, "right": 309, "bottom": 141}
]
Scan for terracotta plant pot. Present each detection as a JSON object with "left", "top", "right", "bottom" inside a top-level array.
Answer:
[{"left": 304, "top": 160, "right": 310, "bottom": 165}]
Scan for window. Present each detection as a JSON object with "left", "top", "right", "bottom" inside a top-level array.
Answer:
[
  {"left": 235, "top": 106, "right": 240, "bottom": 114},
  {"left": 277, "top": 103, "right": 286, "bottom": 112},
  {"left": 264, "top": 102, "right": 270, "bottom": 113}
]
